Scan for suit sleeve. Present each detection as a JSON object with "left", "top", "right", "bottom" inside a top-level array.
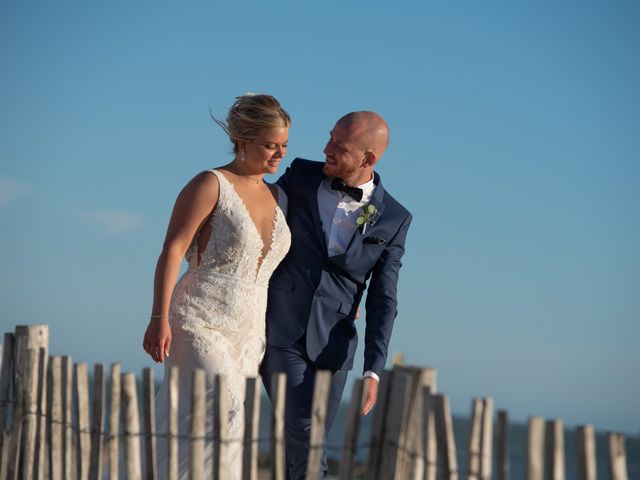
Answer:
[
  {"left": 363, "top": 213, "right": 412, "bottom": 376},
  {"left": 276, "top": 158, "right": 298, "bottom": 194}
]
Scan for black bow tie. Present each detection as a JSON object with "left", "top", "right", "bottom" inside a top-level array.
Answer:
[{"left": 331, "top": 178, "right": 363, "bottom": 202}]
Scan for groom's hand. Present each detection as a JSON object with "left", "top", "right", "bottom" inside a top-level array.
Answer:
[{"left": 360, "top": 377, "right": 379, "bottom": 416}]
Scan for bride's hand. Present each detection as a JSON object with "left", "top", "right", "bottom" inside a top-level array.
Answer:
[{"left": 143, "top": 317, "right": 172, "bottom": 363}]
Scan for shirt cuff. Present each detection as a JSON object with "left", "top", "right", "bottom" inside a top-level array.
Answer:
[{"left": 363, "top": 370, "right": 380, "bottom": 382}]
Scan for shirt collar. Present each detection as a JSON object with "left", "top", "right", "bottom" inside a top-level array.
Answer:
[
  {"left": 357, "top": 175, "right": 376, "bottom": 200},
  {"left": 323, "top": 175, "right": 376, "bottom": 198}
]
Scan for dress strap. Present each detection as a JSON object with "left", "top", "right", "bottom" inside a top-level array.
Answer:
[
  {"left": 208, "top": 168, "right": 222, "bottom": 181},
  {"left": 207, "top": 169, "right": 228, "bottom": 199}
]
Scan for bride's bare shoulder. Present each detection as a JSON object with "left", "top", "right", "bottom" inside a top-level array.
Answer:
[
  {"left": 192, "top": 169, "right": 221, "bottom": 187},
  {"left": 176, "top": 170, "right": 220, "bottom": 205}
]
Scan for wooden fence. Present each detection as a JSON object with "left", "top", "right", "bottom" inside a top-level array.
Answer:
[{"left": 0, "top": 324, "right": 633, "bottom": 480}]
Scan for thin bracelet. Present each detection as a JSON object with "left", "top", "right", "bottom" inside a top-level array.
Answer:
[{"left": 150, "top": 314, "right": 169, "bottom": 319}]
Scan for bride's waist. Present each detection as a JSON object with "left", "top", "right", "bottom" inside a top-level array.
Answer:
[{"left": 182, "top": 267, "right": 268, "bottom": 287}]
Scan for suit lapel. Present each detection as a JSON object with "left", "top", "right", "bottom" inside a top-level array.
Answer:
[
  {"left": 344, "top": 173, "right": 386, "bottom": 254},
  {"left": 301, "top": 167, "right": 328, "bottom": 254},
  {"left": 324, "top": 174, "right": 385, "bottom": 268}
]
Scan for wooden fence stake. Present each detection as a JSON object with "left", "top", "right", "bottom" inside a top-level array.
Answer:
[
  {"left": 338, "top": 378, "right": 364, "bottom": 480},
  {"left": 143, "top": 368, "right": 158, "bottom": 480},
  {"left": 434, "top": 393, "right": 458, "bottom": 480},
  {"left": 62, "top": 356, "right": 73, "bottom": 480},
  {"left": 496, "top": 410, "right": 510, "bottom": 480},
  {"left": 20, "top": 349, "right": 40, "bottom": 479},
  {"left": 108, "top": 363, "right": 122, "bottom": 480},
  {"left": 421, "top": 387, "right": 436, "bottom": 480},
  {"left": 525, "top": 417, "right": 545, "bottom": 480},
  {"left": 307, "top": 370, "right": 332, "bottom": 480},
  {"left": 424, "top": 380, "right": 438, "bottom": 480},
  {"left": 467, "top": 399, "right": 483, "bottom": 480},
  {"left": 270, "top": 372, "right": 287, "bottom": 480},
  {"left": 214, "top": 374, "right": 231, "bottom": 480},
  {"left": 379, "top": 369, "right": 413, "bottom": 480},
  {"left": 76, "top": 362, "right": 91, "bottom": 480},
  {"left": 89, "top": 364, "right": 105, "bottom": 480},
  {"left": 122, "top": 372, "right": 142, "bottom": 479},
  {"left": 190, "top": 369, "right": 206, "bottom": 480},
  {"left": 0, "top": 429, "right": 9, "bottom": 480},
  {"left": 6, "top": 347, "right": 24, "bottom": 480},
  {"left": 607, "top": 433, "right": 628, "bottom": 480},
  {"left": 479, "top": 398, "right": 494, "bottom": 480},
  {"left": 12, "top": 325, "right": 49, "bottom": 480},
  {"left": 50, "top": 356, "right": 64, "bottom": 480},
  {"left": 393, "top": 366, "right": 437, "bottom": 480},
  {"left": 167, "top": 366, "right": 179, "bottom": 480},
  {"left": 544, "top": 419, "right": 564, "bottom": 480},
  {"left": 365, "top": 370, "right": 392, "bottom": 480},
  {"left": 0, "top": 333, "right": 14, "bottom": 459},
  {"left": 36, "top": 345, "right": 49, "bottom": 480},
  {"left": 242, "top": 377, "right": 261, "bottom": 480},
  {"left": 576, "top": 425, "right": 596, "bottom": 480}
]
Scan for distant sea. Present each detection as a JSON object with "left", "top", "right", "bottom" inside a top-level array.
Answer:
[{"left": 258, "top": 396, "right": 639, "bottom": 479}]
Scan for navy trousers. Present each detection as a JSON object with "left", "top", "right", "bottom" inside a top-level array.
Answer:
[{"left": 260, "top": 337, "right": 349, "bottom": 480}]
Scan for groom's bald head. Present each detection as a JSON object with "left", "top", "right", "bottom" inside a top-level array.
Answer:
[
  {"left": 336, "top": 111, "right": 389, "bottom": 161},
  {"left": 323, "top": 111, "right": 390, "bottom": 186}
]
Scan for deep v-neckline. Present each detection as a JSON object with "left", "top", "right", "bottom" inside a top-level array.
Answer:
[{"left": 215, "top": 170, "right": 280, "bottom": 277}]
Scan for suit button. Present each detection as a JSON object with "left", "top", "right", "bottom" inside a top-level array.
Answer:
[{"left": 315, "top": 291, "right": 323, "bottom": 297}]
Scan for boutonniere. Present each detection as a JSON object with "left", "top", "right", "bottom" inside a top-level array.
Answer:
[{"left": 356, "top": 204, "right": 380, "bottom": 235}]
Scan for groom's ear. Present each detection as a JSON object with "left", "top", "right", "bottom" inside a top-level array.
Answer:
[{"left": 362, "top": 151, "right": 377, "bottom": 168}]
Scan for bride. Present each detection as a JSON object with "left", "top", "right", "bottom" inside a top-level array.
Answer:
[{"left": 142, "top": 93, "right": 291, "bottom": 478}]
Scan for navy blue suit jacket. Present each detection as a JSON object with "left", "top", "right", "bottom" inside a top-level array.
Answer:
[{"left": 265, "top": 159, "right": 412, "bottom": 375}]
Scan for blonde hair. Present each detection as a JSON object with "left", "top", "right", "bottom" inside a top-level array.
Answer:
[{"left": 213, "top": 94, "right": 291, "bottom": 154}]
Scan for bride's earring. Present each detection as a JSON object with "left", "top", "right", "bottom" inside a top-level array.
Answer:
[{"left": 240, "top": 148, "right": 246, "bottom": 162}]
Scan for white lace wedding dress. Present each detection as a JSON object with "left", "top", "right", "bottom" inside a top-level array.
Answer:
[{"left": 155, "top": 169, "right": 291, "bottom": 479}]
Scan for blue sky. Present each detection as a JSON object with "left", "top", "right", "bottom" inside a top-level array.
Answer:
[{"left": 1, "top": 2, "right": 638, "bottom": 433}]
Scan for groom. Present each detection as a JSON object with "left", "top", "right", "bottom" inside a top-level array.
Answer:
[{"left": 261, "top": 111, "right": 412, "bottom": 479}]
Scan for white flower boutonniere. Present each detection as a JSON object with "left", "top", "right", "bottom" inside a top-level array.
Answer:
[{"left": 356, "top": 204, "right": 380, "bottom": 235}]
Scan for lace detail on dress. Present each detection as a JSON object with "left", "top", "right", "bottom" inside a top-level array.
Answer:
[{"left": 154, "top": 169, "right": 291, "bottom": 480}]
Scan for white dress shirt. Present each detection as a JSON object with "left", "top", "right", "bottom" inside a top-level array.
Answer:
[
  {"left": 317, "top": 176, "right": 380, "bottom": 382},
  {"left": 317, "top": 176, "right": 376, "bottom": 256}
]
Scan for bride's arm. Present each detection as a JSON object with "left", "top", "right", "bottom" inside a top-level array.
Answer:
[{"left": 143, "top": 171, "right": 220, "bottom": 363}]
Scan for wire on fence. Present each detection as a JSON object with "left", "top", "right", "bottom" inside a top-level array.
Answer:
[{"left": 4, "top": 397, "right": 500, "bottom": 479}]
